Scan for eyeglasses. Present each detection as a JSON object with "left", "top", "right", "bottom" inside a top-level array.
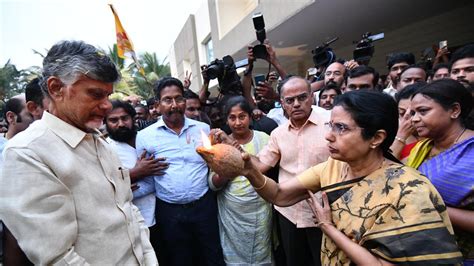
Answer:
[
  {"left": 283, "top": 92, "right": 309, "bottom": 105},
  {"left": 325, "top": 121, "right": 362, "bottom": 135},
  {"left": 160, "top": 96, "right": 186, "bottom": 105}
]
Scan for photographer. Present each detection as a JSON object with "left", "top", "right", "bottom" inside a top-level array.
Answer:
[
  {"left": 255, "top": 71, "right": 280, "bottom": 109},
  {"left": 199, "top": 55, "right": 243, "bottom": 103},
  {"left": 248, "top": 39, "right": 288, "bottom": 79},
  {"left": 199, "top": 64, "right": 211, "bottom": 104},
  {"left": 242, "top": 40, "right": 287, "bottom": 110}
]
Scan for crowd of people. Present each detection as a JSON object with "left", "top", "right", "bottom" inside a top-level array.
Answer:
[{"left": 0, "top": 37, "right": 472, "bottom": 266}]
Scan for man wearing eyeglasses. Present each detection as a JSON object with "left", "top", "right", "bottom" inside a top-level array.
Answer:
[
  {"left": 251, "top": 76, "right": 331, "bottom": 266},
  {"left": 136, "top": 77, "right": 224, "bottom": 265}
]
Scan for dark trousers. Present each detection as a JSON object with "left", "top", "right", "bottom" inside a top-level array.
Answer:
[
  {"left": 148, "top": 224, "right": 161, "bottom": 264},
  {"left": 2, "top": 225, "right": 33, "bottom": 266},
  {"left": 278, "top": 213, "right": 322, "bottom": 266},
  {"left": 155, "top": 190, "right": 224, "bottom": 266}
]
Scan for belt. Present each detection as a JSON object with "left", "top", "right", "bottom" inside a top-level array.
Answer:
[{"left": 157, "top": 190, "right": 210, "bottom": 208}]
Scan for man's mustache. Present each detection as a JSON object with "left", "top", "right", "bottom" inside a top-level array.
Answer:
[{"left": 167, "top": 109, "right": 184, "bottom": 115}]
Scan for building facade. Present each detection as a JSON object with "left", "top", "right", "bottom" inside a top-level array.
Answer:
[{"left": 169, "top": 0, "right": 474, "bottom": 93}]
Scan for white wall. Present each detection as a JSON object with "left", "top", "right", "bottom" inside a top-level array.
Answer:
[
  {"left": 168, "top": 44, "right": 178, "bottom": 77},
  {"left": 195, "top": 0, "right": 212, "bottom": 66},
  {"left": 208, "top": 0, "right": 314, "bottom": 58},
  {"left": 215, "top": 0, "right": 257, "bottom": 39}
]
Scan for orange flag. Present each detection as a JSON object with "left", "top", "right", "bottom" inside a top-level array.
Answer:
[{"left": 109, "top": 4, "right": 145, "bottom": 75}]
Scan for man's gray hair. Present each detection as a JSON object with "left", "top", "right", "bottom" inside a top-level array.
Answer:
[{"left": 40, "top": 40, "right": 120, "bottom": 97}]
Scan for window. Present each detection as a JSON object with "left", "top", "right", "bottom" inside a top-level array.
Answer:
[{"left": 205, "top": 38, "right": 214, "bottom": 63}]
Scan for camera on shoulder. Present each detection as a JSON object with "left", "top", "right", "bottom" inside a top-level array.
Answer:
[
  {"left": 353, "top": 32, "right": 384, "bottom": 65},
  {"left": 311, "top": 37, "right": 338, "bottom": 69}
]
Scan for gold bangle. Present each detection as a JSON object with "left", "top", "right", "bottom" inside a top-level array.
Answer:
[
  {"left": 254, "top": 177, "right": 267, "bottom": 190},
  {"left": 395, "top": 136, "right": 406, "bottom": 144},
  {"left": 316, "top": 221, "right": 333, "bottom": 228}
]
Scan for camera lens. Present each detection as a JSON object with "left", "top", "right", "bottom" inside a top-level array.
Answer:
[{"left": 206, "top": 65, "right": 220, "bottom": 80}]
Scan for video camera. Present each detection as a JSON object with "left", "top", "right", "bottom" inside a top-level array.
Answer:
[
  {"left": 353, "top": 32, "right": 384, "bottom": 64},
  {"left": 251, "top": 12, "right": 268, "bottom": 60},
  {"left": 311, "top": 37, "right": 338, "bottom": 68},
  {"left": 205, "top": 55, "right": 242, "bottom": 96}
]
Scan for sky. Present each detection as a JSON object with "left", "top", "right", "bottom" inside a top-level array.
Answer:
[{"left": 0, "top": 0, "right": 204, "bottom": 69}]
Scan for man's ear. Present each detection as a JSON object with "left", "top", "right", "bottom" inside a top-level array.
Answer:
[
  {"left": 26, "top": 101, "right": 39, "bottom": 116},
  {"left": 154, "top": 101, "right": 160, "bottom": 110},
  {"left": 47, "top": 76, "right": 64, "bottom": 100},
  {"left": 5, "top": 111, "right": 17, "bottom": 125}
]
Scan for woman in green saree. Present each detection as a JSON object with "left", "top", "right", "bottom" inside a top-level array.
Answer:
[{"left": 235, "top": 90, "right": 462, "bottom": 265}]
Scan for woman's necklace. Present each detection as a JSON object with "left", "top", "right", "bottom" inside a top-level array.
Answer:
[
  {"left": 231, "top": 130, "right": 253, "bottom": 145},
  {"left": 429, "top": 127, "right": 466, "bottom": 159},
  {"left": 454, "top": 127, "right": 466, "bottom": 145}
]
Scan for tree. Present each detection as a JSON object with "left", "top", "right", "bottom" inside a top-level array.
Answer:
[
  {"left": 107, "top": 47, "right": 170, "bottom": 99},
  {"left": 107, "top": 44, "right": 125, "bottom": 70},
  {"left": 0, "top": 61, "right": 41, "bottom": 100},
  {"left": 129, "top": 52, "right": 170, "bottom": 99},
  {"left": 0, "top": 60, "right": 20, "bottom": 100},
  {"left": 113, "top": 68, "right": 138, "bottom": 97}
]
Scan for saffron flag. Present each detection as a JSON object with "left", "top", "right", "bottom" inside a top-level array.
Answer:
[{"left": 109, "top": 4, "right": 145, "bottom": 76}]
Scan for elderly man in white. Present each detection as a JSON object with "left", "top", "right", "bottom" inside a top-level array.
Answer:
[{"left": 0, "top": 40, "right": 157, "bottom": 265}]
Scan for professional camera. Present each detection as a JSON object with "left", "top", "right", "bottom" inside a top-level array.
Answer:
[
  {"left": 311, "top": 37, "right": 338, "bottom": 68},
  {"left": 251, "top": 12, "right": 268, "bottom": 60},
  {"left": 353, "top": 32, "right": 384, "bottom": 64},
  {"left": 205, "top": 55, "right": 242, "bottom": 95}
]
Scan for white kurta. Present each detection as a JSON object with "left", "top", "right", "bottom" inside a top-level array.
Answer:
[{"left": 0, "top": 112, "right": 157, "bottom": 265}]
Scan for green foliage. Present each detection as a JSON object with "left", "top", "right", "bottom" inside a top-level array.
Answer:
[
  {"left": 128, "top": 52, "right": 171, "bottom": 99},
  {"left": 107, "top": 44, "right": 125, "bottom": 70},
  {"left": 111, "top": 68, "right": 137, "bottom": 99},
  {"left": 0, "top": 61, "right": 41, "bottom": 100},
  {"left": 105, "top": 48, "right": 170, "bottom": 99}
]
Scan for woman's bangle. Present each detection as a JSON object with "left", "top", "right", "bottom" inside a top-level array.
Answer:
[
  {"left": 254, "top": 177, "right": 267, "bottom": 190},
  {"left": 316, "top": 221, "right": 334, "bottom": 228},
  {"left": 395, "top": 136, "right": 406, "bottom": 144}
]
